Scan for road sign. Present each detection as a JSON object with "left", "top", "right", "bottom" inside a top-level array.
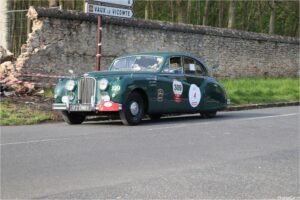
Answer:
[
  {"left": 86, "top": 0, "right": 134, "bottom": 7},
  {"left": 85, "top": 0, "right": 134, "bottom": 71},
  {"left": 88, "top": 4, "right": 133, "bottom": 18}
]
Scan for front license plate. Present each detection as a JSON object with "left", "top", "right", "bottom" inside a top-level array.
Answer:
[{"left": 69, "top": 104, "right": 92, "bottom": 111}]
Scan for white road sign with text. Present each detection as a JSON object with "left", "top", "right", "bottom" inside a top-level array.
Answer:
[
  {"left": 88, "top": 4, "right": 133, "bottom": 18},
  {"left": 87, "top": 0, "right": 134, "bottom": 7}
]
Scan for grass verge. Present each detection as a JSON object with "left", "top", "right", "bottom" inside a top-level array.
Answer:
[
  {"left": 220, "top": 78, "right": 299, "bottom": 105},
  {"left": 1, "top": 78, "right": 299, "bottom": 125},
  {"left": 0, "top": 100, "right": 58, "bottom": 126}
]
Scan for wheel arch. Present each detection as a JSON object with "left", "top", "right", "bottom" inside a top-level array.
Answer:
[{"left": 130, "top": 88, "right": 149, "bottom": 114}]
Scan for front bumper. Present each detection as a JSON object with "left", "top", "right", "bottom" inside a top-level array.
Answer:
[{"left": 53, "top": 101, "right": 122, "bottom": 112}]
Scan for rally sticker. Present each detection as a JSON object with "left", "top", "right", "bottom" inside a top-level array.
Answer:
[
  {"left": 189, "top": 84, "right": 201, "bottom": 107},
  {"left": 173, "top": 79, "right": 183, "bottom": 103},
  {"left": 157, "top": 89, "right": 164, "bottom": 102}
]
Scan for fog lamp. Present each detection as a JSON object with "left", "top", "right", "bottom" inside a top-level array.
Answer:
[{"left": 98, "top": 79, "right": 109, "bottom": 91}]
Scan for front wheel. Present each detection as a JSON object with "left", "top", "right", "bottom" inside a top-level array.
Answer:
[
  {"left": 119, "top": 92, "right": 144, "bottom": 125},
  {"left": 61, "top": 111, "right": 85, "bottom": 125},
  {"left": 200, "top": 111, "right": 217, "bottom": 118}
]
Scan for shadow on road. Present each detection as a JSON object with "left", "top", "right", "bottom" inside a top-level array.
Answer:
[{"left": 82, "top": 111, "right": 272, "bottom": 126}]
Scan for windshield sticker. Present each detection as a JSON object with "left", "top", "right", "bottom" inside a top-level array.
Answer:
[
  {"left": 173, "top": 79, "right": 183, "bottom": 103},
  {"left": 189, "top": 84, "right": 201, "bottom": 107},
  {"left": 157, "top": 89, "right": 164, "bottom": 102}
]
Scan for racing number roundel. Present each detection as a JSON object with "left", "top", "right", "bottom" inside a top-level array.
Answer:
[
  {"left": 189, "top": 84, "right": 201, "bottom": 107},
  {"left": 173, "top": 79, "right": 183, "bottom": 103}
]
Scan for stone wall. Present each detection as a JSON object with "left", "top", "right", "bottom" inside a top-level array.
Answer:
[{"left": 17, "top": 7, "right": 299, "bottom": 81}]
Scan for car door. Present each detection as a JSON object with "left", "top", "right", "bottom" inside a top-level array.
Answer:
[
  {"left": 182, "top": 56, "right": 207, "bottom": 112},
  {"left": 156, "top": 56, "right": 190, "bottom": 113}
]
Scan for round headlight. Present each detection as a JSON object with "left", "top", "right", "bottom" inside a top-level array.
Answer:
[
  {"left": 98, "top": 78, "right": 109, "bottom": 91},
  {"left": 65, "top": 80, "right": 75, "bottom": 91}
]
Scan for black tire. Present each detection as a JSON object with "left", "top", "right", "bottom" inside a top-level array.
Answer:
[
  {"left": 119, "top": 92, "right": 144, "bottom": 125},
  {"left": 200, "top": 111, "right": 217, "bottom": 118},
  {"left": 61, "top": 111, "right": 85, "bottom": 125},
  {"left": 149, "top": 114, "right": 162, "bottom": 121}
]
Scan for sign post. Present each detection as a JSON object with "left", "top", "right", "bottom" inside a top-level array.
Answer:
[
  {"left": 96, "top": 15, "right": 102, "bottom": 71},
  {"left": 85, "top": 0, "right": 134, "bottom": 71}
]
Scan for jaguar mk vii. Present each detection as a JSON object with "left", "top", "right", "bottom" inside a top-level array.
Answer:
[{"left": 53, "top": 52, "right": 228, "bottom": 125}]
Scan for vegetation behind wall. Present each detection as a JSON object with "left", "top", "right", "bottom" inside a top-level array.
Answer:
[{"left": 6, "top": 0, "right": 300, "bottom": 55}]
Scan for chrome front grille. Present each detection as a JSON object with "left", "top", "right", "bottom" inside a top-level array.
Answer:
[{"left": 78, "top": 77, "right": 96, "bottom": 104}]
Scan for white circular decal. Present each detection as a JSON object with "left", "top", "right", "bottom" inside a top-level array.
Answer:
[
  {"left": 189, "top": 84, "right": 201, "bottom": 107},
  {"left": 104, "top": 101, "right": 112, "bottom": 107}
]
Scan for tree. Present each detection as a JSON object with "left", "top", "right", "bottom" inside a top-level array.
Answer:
[
  {"left": 169, "top": 0, "right": 174, "bottom": 22},
  {"left": 228, "top": 0, "right": 236, "bottom": 29},
  {"left": 268, "top": 0, "right": 275, "bottom": 34},
  {"left": 195, "top": 0, "right": 201, "bottom": 25},
  {"left": 187, "top": 0, "right": 192, "bottom": 23},
  {"left": 48, "top": 0, "right": 62, "bottom": 8},
  {"left": 48, "top": 0, "right": 58, "bottom": 7},
  {"left": 218, "top": 0, "right": 224, "bottom": 27},
  {"left": 145, "top": 0, "right": 149, "bottom": 20},
  {"left": 203, "top": 0, "right": 210, "bottom": 25},
  {"left": 176, "top": 0, "right": 187, "bottom": 23}
]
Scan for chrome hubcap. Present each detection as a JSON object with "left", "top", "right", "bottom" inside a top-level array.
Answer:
[{"left": 130, "top": 101, "right": 139, "bottom": 116}]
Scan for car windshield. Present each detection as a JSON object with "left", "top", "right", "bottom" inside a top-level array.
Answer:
[{"left": 110, "top": 55, "right": 164, "bottom": 72}]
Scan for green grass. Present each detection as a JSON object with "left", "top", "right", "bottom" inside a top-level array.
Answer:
[
  {"left": 219, "top": 78, "right": 300, "bottom": 105},
  {"left": 43, "top": 88, "right": 54, "bottom": 98},
  {"left": 0, "top": 101, "right": 54, "bottom": 126},
  {"left": 1, "top": 78, "right": 299, "bottom": 125}
]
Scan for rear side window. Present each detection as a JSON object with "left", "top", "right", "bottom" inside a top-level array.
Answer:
[
  {"left": 163, "top": 57, "right": 183, "bottom": 74},
  {"left": 183, "top": 57, "right": 205, "bottom": 76}
]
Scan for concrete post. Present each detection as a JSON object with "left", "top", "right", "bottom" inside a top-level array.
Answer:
[{"left": 0, "top": 0, "right": 8, "bottom": 49}]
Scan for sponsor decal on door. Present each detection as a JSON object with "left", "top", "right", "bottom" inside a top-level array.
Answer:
[
  {"left": 189, "top": 84, "right": 201, "bottom": 107},
  {"left": 157, "top": 89, "right": 164, "bottom": 102}
]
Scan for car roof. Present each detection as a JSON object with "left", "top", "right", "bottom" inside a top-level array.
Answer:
[{"left": 121, "top": 52, "right": 200, "bottom": 59}]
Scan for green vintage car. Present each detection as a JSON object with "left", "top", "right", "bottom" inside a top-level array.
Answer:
[{"left": 53, "top": 52, "right": 228, "bottom": 125}]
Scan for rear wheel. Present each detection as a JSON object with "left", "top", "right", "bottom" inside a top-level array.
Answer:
[
  {"left": 61, "top": 111, "right": 85, "bottom": 124},
  {"left": 119, "top": 92, "right": 144, "bottom": 125},
  {"left": 200, "top": 111, "right": 217, "bottom": 118}
]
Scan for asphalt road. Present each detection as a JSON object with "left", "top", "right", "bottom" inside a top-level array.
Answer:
[{"left": 1, "top": 106, "right": 299, "bottom": 199}]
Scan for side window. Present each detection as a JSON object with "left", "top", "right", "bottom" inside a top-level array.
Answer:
[
  {"left": 164, "top": 57, "right": 183, "bottom": 74},
  {"left": 195, "top": 61, "right": 206, "bottom": 75},
  {"left": 183, "top": 57, "right": 205, "bottom": 76},
  {"left": 183, "top": 57, "right": 196, "bottom": 75}
]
